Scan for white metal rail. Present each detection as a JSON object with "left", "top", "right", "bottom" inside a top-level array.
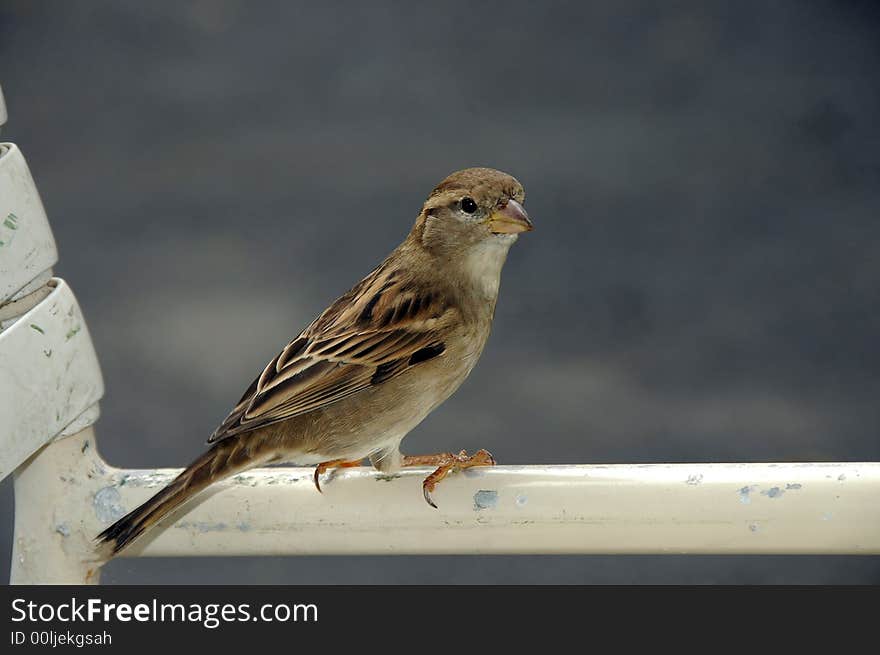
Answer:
[{"left": 2, "top": 82, "right": 879, "bottom": 584}]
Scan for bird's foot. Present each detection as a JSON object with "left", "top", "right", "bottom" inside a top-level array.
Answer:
[
  {"left": 313, "top": 458, "right": 362, "bottom": 492},
  {"left": 402, "top": 449, "right": 496, "bottom": 508}
]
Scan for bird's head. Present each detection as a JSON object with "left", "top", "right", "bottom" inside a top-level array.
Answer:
[
  {"left": 407, "top": 167, "right": 532, "bottom": 299},
  {"left": 415, "top": 167, "right": 532, "bottom": 257}
]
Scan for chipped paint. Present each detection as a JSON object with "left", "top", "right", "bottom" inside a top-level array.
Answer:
[
  {"left": 785, "top": 483, "right": 802, "bottom": 490},
  {"left": 233, "top": 470, "right": 310, "bottom": 486},
  {"left": 93, "top": 486, "right": 126, "bottom": 523},
  {"left": 463, "top": 467, "right": 488, "bottom": 478},
  {"left": 55, "top": 523, "right": 70, "bottom": 537},
  {"left": 686, "top": 473, "right": 703, "bottom": 485},
  {"left": 761, "top": 486, "right": 784, "bottom": 498},
  {"left": 232, "top": 474, "right": 261, "bottom": 487},
  {"left": 515, "top": 493, "right": 528, "bottom": 507},
  {"left": 838, "top": 474, "right": 847, "bottom": 481},
  {"left": 738, "top": 485, "right": 756, "bottom": 504},
  {"left": 177, "top": 521, "right": 228, "bottom": 533},
  {"left": 749, "top": 522, "right": 760, "bottom": 533},
  {"left": 116, "top": 471, "right": 172, "bottom": 488},
  {"left": 0, "top": 213, "right": 19, "bottom": 247},
  {"left": 473, "top": 489, "right": 498, "bottom": 511}
]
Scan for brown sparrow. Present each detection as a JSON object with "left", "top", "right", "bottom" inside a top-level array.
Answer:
[{"left": 97, "top": 167, "right": 532, "bottom": 554}]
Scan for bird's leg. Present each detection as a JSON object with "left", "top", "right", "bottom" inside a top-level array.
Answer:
[
  {"left": 401, "top": 449, "right": 496, "bottom": 508},
  {"left": 313, "top": 458, "right": 362, "bottom": 492}
]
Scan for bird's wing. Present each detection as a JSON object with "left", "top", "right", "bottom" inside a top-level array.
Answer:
[{"left": 208, "top": 265, "right": 454, "bottom": 442}]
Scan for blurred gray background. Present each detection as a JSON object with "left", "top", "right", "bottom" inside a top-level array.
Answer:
[{"left": 1, "top": 0, "right": 879, "bottom": 584}]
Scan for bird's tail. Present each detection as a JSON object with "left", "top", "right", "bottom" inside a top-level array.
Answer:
[{"left": 96, "top": 438, "right": 268, "bottom": 555}]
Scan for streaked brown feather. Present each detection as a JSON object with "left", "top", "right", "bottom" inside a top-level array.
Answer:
[{"left": 208, "top": 262, "right": 454, "bottom": 443}]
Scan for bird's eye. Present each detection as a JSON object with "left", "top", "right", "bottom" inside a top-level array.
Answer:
[{"left": 460, "top": 197, "right": 478, "bottom": 214}]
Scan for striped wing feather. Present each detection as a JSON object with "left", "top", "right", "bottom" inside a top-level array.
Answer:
[{"left": 208, "top": 264, "right": 452, "bottom": 442}]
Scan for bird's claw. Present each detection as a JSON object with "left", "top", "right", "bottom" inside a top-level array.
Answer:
[
  {"left": 423, "top": 484, "right": 438, "bottom": 509},
  {"left": 419, "top": 448, "right": 496, "bottom": 509},
  {"left": 313, "top": 459, "right": 362, "bottom": 493}
]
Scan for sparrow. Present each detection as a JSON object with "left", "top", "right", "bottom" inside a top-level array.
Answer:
[{"left": 97, "top": 167, "right": 533, "bottom": 554}]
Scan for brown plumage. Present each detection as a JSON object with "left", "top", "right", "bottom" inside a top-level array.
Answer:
[{"left": 96, "top": 167, "right": 532, "bottom": 554}]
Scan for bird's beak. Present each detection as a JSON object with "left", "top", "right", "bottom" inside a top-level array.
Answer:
[{"left": 488, "top": 199, "right": 533, "bottom": 234}]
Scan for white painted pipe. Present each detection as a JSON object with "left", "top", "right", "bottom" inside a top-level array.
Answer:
[
  {"left": 11, "top": 427, "right": 880, "bottom": 583},
  {"left": 92, "top": 459, "right": 880, "bottom": 557}
]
